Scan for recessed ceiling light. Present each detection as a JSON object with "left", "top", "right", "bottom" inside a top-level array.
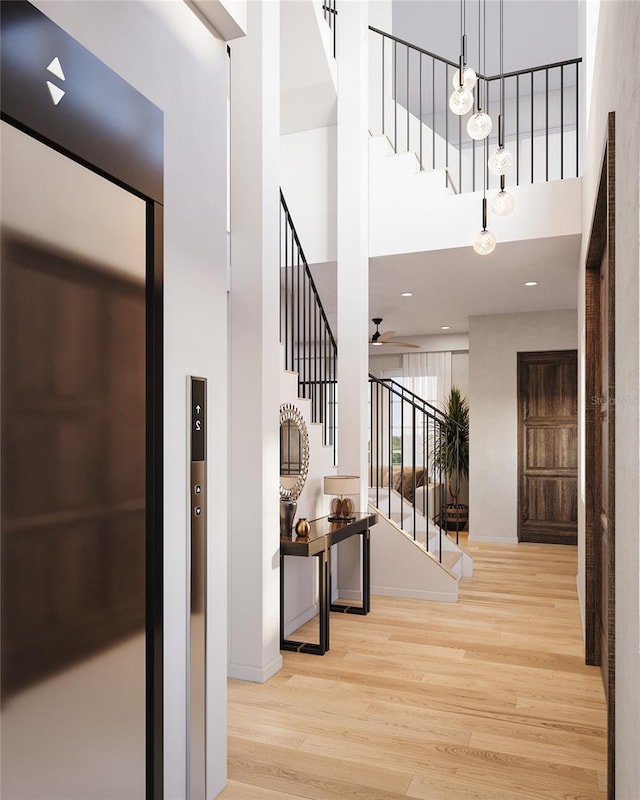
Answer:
[
  {"left": 440, "top": 325, "right": 451, "bottom": 330},
  {"left": 524, "top": 281, "right": 539, "bottom": 287},
  {"left": 401, "top": 291, "right": 413, "bottom": 297}
]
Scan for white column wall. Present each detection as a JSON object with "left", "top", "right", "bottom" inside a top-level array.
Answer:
[
  {"left": 30, "top": 2, "right": 231, "bottom": 796},
  {"left": 335, "top": 1, "right": 370, "bottom": 596},
  {"left": 468, "top": 309, "right": 577, "bottom": 543},
  {"left": 228, "top": 0, "right": 282, "bottom": 684},
  {"left": 578, "top": 2, "right": 640, "bottom": 795}
]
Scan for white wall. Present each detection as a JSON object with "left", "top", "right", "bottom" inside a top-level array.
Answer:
[
  {"left": 280, "top": 126, "right": 337, "bottom": 266},
  {"left": 30, "top": 2, "right": 230, "bottom": 797},
  {"left": 370, "top": 134, "right": 582, "bottom": 258},
  {"left": 578, "top": 2, "right": 640, "bottom": 795},
  {"left": 468, "top": 309, "right": 577, "bottom": 543}
]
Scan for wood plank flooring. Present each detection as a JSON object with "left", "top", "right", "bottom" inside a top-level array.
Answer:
[{"left": 221, "top": 539, "right": 606, "bottom": 799}]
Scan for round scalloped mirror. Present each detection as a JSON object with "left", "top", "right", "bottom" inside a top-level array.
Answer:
[{"left": 279, "top": 403, "right": 309, "bottom": 501}]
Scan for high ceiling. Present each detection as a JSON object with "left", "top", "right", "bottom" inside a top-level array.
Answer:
[
  {"left": 392, "top": 0, "right": 580, "bottom": 78},
  {"left": 305, "top": 0, "right": 583, "bottom": 345},
  {"left": 310, "top": 233, "right": 581, "bottom": 342}
]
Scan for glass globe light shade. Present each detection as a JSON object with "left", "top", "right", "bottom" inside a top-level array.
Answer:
[
  {"left": 467, "top": 111, "right": 492, "bottom": 140},
  {"left": 488, "top": 146, "right": 513, "bottom": 176},
  {"left": 491, "top": 189, "right": 515, "bottom": 216},
  {"left": 452, "top": 65, "right": 477, "bottom": 91},
  {"left": 449, "top": 86, "right": 474, "bottom": 116},
  {"left": 473, "top": 228, "right": 497, "bottom": 255}
]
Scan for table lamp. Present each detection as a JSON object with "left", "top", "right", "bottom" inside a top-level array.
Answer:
[{"left": 324, "top": 475, "right": 359, "bottom": 522}]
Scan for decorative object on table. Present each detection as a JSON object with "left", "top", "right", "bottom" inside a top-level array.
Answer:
[
  {"left": 279, "top": 404, "right": 310, "bottom": 537},
  {"left": 324, "top": 475, "right": 359, "bottom": 522},
  {"left": 280, "top": 476, "right": 298, "bottom": 539},
  {"left": 431, "top": 387, "right": 470, "bottom": 532},
  {"left": 295, "top": 517, "right": 310, "bottom": 540}
]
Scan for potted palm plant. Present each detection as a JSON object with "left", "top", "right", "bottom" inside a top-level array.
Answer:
[{"left": 432, "top": 386, "right": 469, "bottom": 531}]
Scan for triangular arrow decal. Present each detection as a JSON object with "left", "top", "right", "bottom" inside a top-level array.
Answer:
[
  {"left": 46, "top": 81, "right": 65, "bottom": 106},
  {"left": 47, "top": 57, "right": 65, "bottom": 81}
]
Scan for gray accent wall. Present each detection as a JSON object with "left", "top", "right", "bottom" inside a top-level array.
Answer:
[{"left": 468, "top": 309, "right": 577, "bottom": 543}]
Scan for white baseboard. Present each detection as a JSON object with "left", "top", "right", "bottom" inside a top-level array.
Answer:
[
  {"left": 284, "top": 603, "right": 319, "bottom": 637},
  {"left": 227, "top": 654, "right": 282, "bottom": 683},
  {"left": 336, "top": 589, "right": 363, "bottom": 601},
  {"left": 576, "top": 573, "right": 586, "bottom": 640},
  {"left": 371, "top": 584, "right": 458, "bottom": 603}
]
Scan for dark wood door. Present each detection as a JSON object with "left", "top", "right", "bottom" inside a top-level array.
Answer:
[
  {"left": 585, "top": 114, "right": 616, "bottom": 799},
  {"left": 518, "top": 350, "right": 578, "bottom": 544}
]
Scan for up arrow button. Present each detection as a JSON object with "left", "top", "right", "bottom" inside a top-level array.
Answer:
[{"left": 47, "top": 57, "right": 65, "bottom": 82}]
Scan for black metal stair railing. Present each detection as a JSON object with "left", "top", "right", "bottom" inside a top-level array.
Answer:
[
  {"left": 280, "top": 190, "right": 337, "bottom": 461},
  {"left": 369, "top": 374, "right": 467, "bottom": 562},
  {"left": 322, "top": 2, "right": 337, "bottom": 58},
  {"left": 369, "top": 25, "right": 581, "bottom": 194}
]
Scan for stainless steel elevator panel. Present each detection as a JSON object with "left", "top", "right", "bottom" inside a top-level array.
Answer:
[
  {"left": 0, "top": 120, "right": 147, "bottom": 800},
  {"left": 188, "top": 377, "right": 207, "bottom": 799}
]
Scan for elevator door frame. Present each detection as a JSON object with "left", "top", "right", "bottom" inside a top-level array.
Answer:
[{"left": 0, "top": 2, "right": 164, "bottom": 796}]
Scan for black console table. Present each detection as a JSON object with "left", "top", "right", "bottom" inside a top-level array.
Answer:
[{"left": 280, "top": 512, "right": 377, "bottom": 655}]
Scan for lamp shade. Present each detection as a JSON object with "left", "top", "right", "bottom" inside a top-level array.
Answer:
[{"left": 324, "top": 475, "right": 360, "bottom": 497}]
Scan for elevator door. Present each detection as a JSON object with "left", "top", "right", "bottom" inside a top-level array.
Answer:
[{"left": 1, "top": 120, "right": 147, "bottom": 799}]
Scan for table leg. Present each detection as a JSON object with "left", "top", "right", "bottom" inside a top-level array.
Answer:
[
  {"left": 280, "top": 551, "right": 328, "bottom": 655},
  {"left": 330, "top": 529, "right": 371, "bottom": 616}
]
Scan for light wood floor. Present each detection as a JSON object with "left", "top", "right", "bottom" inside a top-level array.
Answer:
[{"left": 221, "top": 539, "right": 607, "bottom": 800}]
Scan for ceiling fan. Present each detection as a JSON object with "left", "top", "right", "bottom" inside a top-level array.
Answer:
[{"left": 369, "top": 317, "right": 419, "bottom": 348}]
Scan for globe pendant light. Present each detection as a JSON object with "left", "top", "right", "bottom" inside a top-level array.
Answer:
[
  {"left": 467, "top": 111, "right": 492, "bottom": 140},
  {"left": 488, "top": 0, "right": 512, "bottom": 175},
  {"left": 450, "top": 86, "right": 474, "bottom": 115},
  {"left": 452, "top": 65, "right": 477, "bottom": 92},
  {"left": 491, "top": 175, "right": 515, "bottom": 215},
  {"left": 488, "top": 145, "right": 512, "bottom": 175},
  {"left": 473, "top": 143, "right": 497, "bottom": 255},
  {"left": 449, "top": 0, "right": 476, "bottom": 116},
  {"left": 474, "top": 227, "right": 497, "bottom": 255},
  {"left": 467, "top": 0, "right": 491, "bottom": 140}
]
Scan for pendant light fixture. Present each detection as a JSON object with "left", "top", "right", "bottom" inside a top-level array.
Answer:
[
  {"left": 467, "top": 0, "right": 492, "bottom": 140},
  {"left": 491, "top": 175, "right": 516, "bottom": 215},
  {"left": 489, "top": 0, "right": 514, "bottom": 213},
  {"left": 488, "top": 0, "right": 512, "bottom": 171},
  {"left": 449, "top": 0, "right": 475, "bottom": 115},
  {"left": 473, "top": 139, "right": 497, "bottom": 255}
]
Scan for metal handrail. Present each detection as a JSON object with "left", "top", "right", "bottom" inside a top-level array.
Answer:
[
  {"left": 368, "top": 26, "right": 580, "bottom": 82},
  {"left": 280, "top": 190, "right": 337, "bottom": 460},
  {"left": 322, "top": 1, "right": 337, "bottom": 58},
  {"left": 372, "top": 375, "right": 464, "bottom": 431},
  {"left": 369, "top": 25, "right": 582, "bottom": 192}
]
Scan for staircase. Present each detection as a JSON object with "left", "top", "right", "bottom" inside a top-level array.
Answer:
[{"left": 368, "top": 375, "right": 472, "bottom": 602}]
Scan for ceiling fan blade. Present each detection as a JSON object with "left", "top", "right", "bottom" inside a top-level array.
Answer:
[
  {"left": 377, "top": 340, "right": 419, "bottom": 348},
  {"left": 378, "top": 330, "right": 396, "bottom": 342}
]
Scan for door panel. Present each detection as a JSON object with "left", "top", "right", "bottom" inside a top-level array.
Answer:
[
  {"left": 518, "top": 350, "right": 578, "bottom": 544},
  {"left": 1, "top": 120, "right": 147, "bottom": 799}
]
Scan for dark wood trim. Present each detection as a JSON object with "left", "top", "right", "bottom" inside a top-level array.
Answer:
[
  {"left": 584, "top": 111, "right": 615, "bottom": 800},
  {"left": 605, "top": 110, "right": 615, "bottom": 800},
  {"left": 1, "top": 3, "right": 164, "bottom": 797}
]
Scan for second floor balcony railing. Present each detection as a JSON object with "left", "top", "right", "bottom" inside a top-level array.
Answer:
[{"left": 369, "top": 25, "right": 581, "bottom": 195}]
